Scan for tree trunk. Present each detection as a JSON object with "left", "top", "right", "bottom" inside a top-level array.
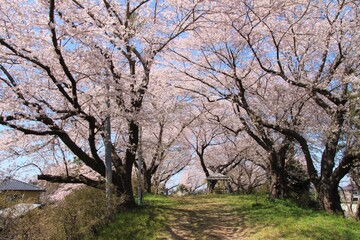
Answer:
[
  {"left": 120, "top": 169, "right": 136, "bottom": 208},
  {"left": 227, "top": 181, "right": 233, "bottom": 193},
  {"left": 269, "top": 152, "right": 286, "bottom": 199},
  {"left": 144, "top": 171, "right": 152, "bottom": 194},
  {"left": 208, "top": 180, "right": 217, "bottom": 193},
  {"left": 318, "top": 182, "right": 344, "bottom": 214},
  {"left": 121, "top": 120, "right": 139, "bottom": 208}
]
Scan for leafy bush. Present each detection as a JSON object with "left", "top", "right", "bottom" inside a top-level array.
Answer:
[
  {"left": 52, "top": 187, "right": 109, "bottom": 239},
  {"left": 1, "top": 186, "right": 123, "bottom": 240},
  {"left": 284, "top": 160, "right": 318, "bottom": 208}
]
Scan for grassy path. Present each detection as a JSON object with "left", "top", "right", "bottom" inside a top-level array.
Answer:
[
  {"left": 98, "top": 194, "right": 360, "bottom": 240},
  {"left": 157, "top": 196, "right": 248, "bottom": 239}
]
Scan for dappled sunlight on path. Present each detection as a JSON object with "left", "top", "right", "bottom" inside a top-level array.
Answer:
[
  {"left": 97, "top": 194, "right": 360, "bottom": 240},
  {"left": 156, "top": 196, "right": 253, "bottom": 239}
]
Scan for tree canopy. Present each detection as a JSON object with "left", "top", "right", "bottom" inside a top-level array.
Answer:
[{"left": 0, "top": 0, "right": 359, "bottom": 213}]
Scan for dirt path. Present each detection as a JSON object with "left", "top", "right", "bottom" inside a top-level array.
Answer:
[{"left": 156, "top": 196, "right": 254, "bottom": 240}]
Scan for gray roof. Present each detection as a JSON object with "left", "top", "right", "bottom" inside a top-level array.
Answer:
[{"left": 0, "top": 178, "right": 45, "bottom": 191}]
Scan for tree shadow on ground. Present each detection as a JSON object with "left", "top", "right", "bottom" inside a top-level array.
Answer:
[
  {"left": 156, "top": 196, "right": 261, "bottom": 240},
  {"left": 98, "top": 195, "right": 360, "bottom": 240}
]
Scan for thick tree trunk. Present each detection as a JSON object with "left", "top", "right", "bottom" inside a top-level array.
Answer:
[
  {"left": 144, "top": 171, "right": 152, "bottom": 194},
  {"left": 208, "top": 180, "right": 218, "bottom": 193},
  {"left": 120, "top": 171, "right": 136, "bottom": 208},
  {"left": 269, "top": 153, "right": 286, "bottom": 199},
  {"left": 120, "top": 120, "right": 139, "bottom": 208},
  {"left": 227, "top": 181, "right": 233, "bottom": 193},
  {"left": 269, "top": 170, "right": 285, "bottom": 199},
  {"left": 318, "top": 182, "right": 344, "bottom": 214}
]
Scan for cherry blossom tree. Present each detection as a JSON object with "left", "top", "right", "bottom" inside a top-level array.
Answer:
[
  {"left": 228, "top": 0, "right": 360, "bottom": 213},
  {"left": 170, "top": 0, "right": 359, "bottom": 213},
  {"left": 181, "top": 104, "right": 250, "bottom": 192},
  {"left": 170, "top": 10, "right": 306, "bottom": 199},
  {"left": 229, "top": 159, "right": 266, "bottom": 194},
  {"left": 213, "top": 0, "right": 358, "bottom": 212},
  {"left": 0, "top": 0, "right": 206, "bottom": 207},
  {"left": 227, "top": 145, "right": 267, "bottom": 194},
  {"left": 139, "top": 88, "right": 195, "bottom": 193},
  {"left": 119, "top": 66, "right": 201, "bottom": 193},
  {"left": 178, "top": 166, "right": 206, "bottom": 194}
]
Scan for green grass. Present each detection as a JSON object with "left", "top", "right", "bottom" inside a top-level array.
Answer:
[
  {"left": 96, "top": 194, "right": 360, "bottom": 240},
  {"left": 96, "top": 195, "right": 178, "bottom": 240},
  {"left": 225, "top": 195, "right": 360, "bottom": 240}
]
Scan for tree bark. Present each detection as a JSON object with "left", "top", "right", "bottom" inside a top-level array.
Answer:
[
  {"left": 318, "top": 182, "right": 344, "bottom": 214},
  {"left": 269, "top": 145, "right": 291, "bottom": 199},
  {"left": 120, "top": 120, "right": 139, "bottom": 208},
  {"left": 144, "top": 170, "right": 152, "bottom": 193},
  {"left": 207, "top": 180, "right": 218, "bottom": 193},
  {"left": 268, "top": 150, "right": 287, "bottom": 199}
]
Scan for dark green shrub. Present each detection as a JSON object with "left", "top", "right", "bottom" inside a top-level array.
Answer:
[{"left": 285, "top": 160, "right": 316, "bottom": 208}]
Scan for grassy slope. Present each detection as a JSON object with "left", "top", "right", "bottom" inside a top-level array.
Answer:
[{"left": 97, "top": 194, "right": 360, "bottom": 240}]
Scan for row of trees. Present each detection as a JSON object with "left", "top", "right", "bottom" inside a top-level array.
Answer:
[
  {"left": 0, "top": 0, "right": 359, "bottom": 214},
  {"left": 170, "top": 0, "right": 360, "bottom": 213}
]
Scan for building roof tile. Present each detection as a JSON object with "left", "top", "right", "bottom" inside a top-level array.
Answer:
[{"left": 0, "top": 178, "right": 45, "bottom": 191}]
